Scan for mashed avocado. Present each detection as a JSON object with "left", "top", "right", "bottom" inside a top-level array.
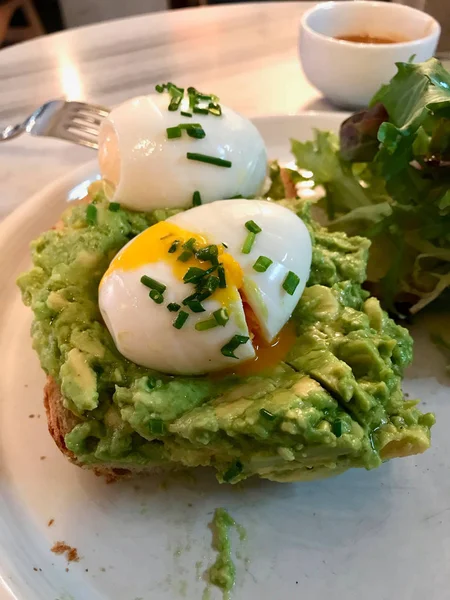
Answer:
[{"left": 17, "top": 195, "right": 434, "bottom": 482}]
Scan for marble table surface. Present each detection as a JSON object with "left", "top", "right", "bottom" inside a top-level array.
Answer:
[{"left": 0, "top": 1, "right": 334, "bottom": 221}]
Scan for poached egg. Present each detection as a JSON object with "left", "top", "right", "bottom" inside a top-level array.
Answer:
[
  {"left": 98, "top": 90, "right": 267, "bottom": 211},
  {"left": 99, "top": 200, "right": 312, "bottom": 375}
]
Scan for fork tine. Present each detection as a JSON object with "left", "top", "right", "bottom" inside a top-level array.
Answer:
[
  {"left": 67, "top": 101, "right": 110, "bottom": 118},
  {"left": 55, "top": 127, "right": 99, "bottom": 149},
  {"left": 72, "top": 114, "right": 103, "bottom": 127},
  {"left": 66, "top": 123, "right": 101, "bottom": 137}
]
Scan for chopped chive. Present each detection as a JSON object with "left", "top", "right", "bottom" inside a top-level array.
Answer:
[
  {"left": 140, "top": 275, "right": 166, "bottom": 294},
  {"left": 179, "top": 123, "right": 202, "bottom": 129},
  {"left": 221, "top": 335, "right": 249, "bottom": 359},
  {"left": 167, "top": 302, "right": 181, "bottom": 312},
  {"left": 223, "top": 460, "right": 243, "bottom": 482},
  {"left": 185, "top": 298, "right": 205, "bottom": 313},
  {"left": 332, "top": 420, "right": 344, "bottom": 437},
  {"left": 149, "top": 289, "right": 164, "bottom": 304},
  {"left": 260, "top": 408, "right": 277, "bottom": 421},
  {"left": 245, "top": 220, "right": 262, "bottom": 234},
  {"left": 186, "top": 153, "right": 232, "bottom": 168},
  {"left": 203, "top": 275, "right": 220, "bottom": 294},
  {"left": 173, "top": 310, "right": 189, "bottom": 329},
  {"left": 222, "top": 242, "right": 228, "bottom": 248},
  {"left": 86, "top": 203, "right": 97, "bottom": 225},
  {"left": 196, "top": 93, "right": 213, "bottom": 101},
  {"left": 283, "top": 271, "right": 300, "bottom": 295},
  {"left": 183, "top": 238, "right": 197, "bottom": 251},
  {"left": 146, "top": 376, "right": 157, "bottom": 390},
  {"left": 168, "top": 240, "right": 180, "bottom": 253},
  {"left": 186, "top": 125, "right": 206, "bottom": 139},
  {"left": 196, "top": 244, "right": 218, "bottom": 264},
  {"left": 168, "top": 95, "right": 182, "bottom": 111},
  {"left": 181, "top": 111, "right": 192, "bottom": 117},
  {"left": 242, "top": 232, "right": 256, "bottom": 254},
  {"left": 155, "top": 84, "right": 165, "bottom": 93},
  {"left": 193, "top": 191, "right": 202, "bottom": 206},
  {"left": 218, "top": 265, "right": 226, "bottom": 288},
  {"left": 195, "top": 318, "right": 218, "bottom": 331},
  {"left": 177, "top": 250, "right": 193, "bottom": 262},
  {"left": 213, "top": 308, "right": 229, "bottom": 326},
  {"left": 167, "top": 126, "right": 182, "bottom": 139},
  {"left": 108, "top": 202, "right": 121, "bottom": 212},
  {"left": 193, "top": 107, "right": 209, "bottom": 115},
  {"left": 183, "top": 266, "right": 210, "bottom": 284},
  {"left": 187, "top": 86, "right": 197, "bottom": 94},
  {"left": 167, "top": 83, "right": 184, "bottom": 96},
  {"left": 253, "top": 256, "right": 273, "bottom": 273},
  {"left": 149, "top": 419, "right": 165, "bottom": 435},
  {"left": 208, "top": 102, "right": 222, "bottom": 116}
]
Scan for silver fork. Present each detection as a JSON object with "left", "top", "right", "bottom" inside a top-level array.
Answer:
[{"left": 0, "top": 100, "right": 110, "bottom": 150}]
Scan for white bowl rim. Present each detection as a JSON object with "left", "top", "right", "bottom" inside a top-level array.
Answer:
[{"left": 300, "top": 0, "right": 441, "bottom": 49}]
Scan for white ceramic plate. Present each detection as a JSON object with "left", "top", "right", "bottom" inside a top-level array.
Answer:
[{"left": 0, "top": 114, "right": 448, "bottom": 600}]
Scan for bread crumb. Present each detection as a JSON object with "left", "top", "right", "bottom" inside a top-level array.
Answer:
[
  {"left": 29, "top": 414, "right": 35, "bottom": 419},
  {"left": 100, "top": 567, "right": 106, "bottom": 572},
  {"left": 48, "top": 519, "right": 54, "bottom": 527},
  {"left": 65, "top": 567, "right": 69, "bottom": 572},
  {"left": 51, "top": 542, "right": 79, "bottom": 562},
  {"left": 33, "top": 567, "right": 38, "bottom": 572},
  {"left": 40, "top": 456, "right": 46, "bottom": 460}
]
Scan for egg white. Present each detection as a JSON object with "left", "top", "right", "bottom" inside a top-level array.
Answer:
[{"left": 98, "top": 93, "right": 267, "bottom": 211}]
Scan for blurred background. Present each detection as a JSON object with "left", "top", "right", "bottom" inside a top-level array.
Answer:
[{"left": 0, "top": 0, "right": 447, "bottom": 51}]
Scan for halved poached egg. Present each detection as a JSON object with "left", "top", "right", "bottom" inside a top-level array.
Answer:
[
  {"left": 98, "top": 89, "right": 267, "bottom": 211},
  {"left": 99, "top": 200, "right": 312, "bottom": 375}
]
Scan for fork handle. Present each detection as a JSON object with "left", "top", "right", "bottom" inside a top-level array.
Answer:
[{"left": 0, "top": 123, "right": 26, "bottom": 141}]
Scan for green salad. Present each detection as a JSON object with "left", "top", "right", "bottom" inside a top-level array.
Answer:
[{"left": 283, "top": 58, "right": 450, "bottom": 324}]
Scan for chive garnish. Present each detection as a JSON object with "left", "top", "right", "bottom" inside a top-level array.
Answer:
[
  {"left": 208, "top": 102, "right": 222, "bottom": 116},
  {"left": 195, "top": 318, "right": 218, "bottom": 331},
  {"left": 221, "top": 335, "right": 249, "bottom": 359},
  {"left": 173, "top": 310, "right": 189, "bottom": 329},
  {"left": 86, "top": 204, "right": 97, "bottom": 225},
  {"left": 177, "top": 250, "right": 193, "bottom": 262},
  {"left": 222, "top": 242, "right": 228, "bottom": 248},
  {"left": 283, "top": 271, "right": 300, "bottom": 295},
  {"left": 242, "top": 232, "right": 256, "bottom": 254},
  {"left": 167, "top": 126, "right": 182, "bottom": 139},
  {"left": 186, "top": 126, "right": 206, "bottom": 139},
  {"left": 223, "top": 460, "right": 243, "bottom": 482},
  {"left": 108, "top": 202, "right": 121, "bottom": 212},
  {"left": 183, "top": 266, "right": 210, "bottom": 284},
  {"left": 155, "top": 84, "right": 165, "bottom": 93},
  {"left": 168, "top": 240, "right": 180, "bottom": 253},
  {"left": 186, "top": 153, "right": 232, "bottom": 168},
  {"left": 260, "top": 408, "right": 276, "bottom": 421},
  {"left": 217, "top": 265, "right": 226, "bottom": 288},
  {"left": 245, "top": 220, "right": 262, "bottom": 234},
  {"left": 149, "top": 419, "right": 165, "bottom": 435},
  {"left": 193, "top": 107, "right": 209, "bottom": 115},
  {"left": 183, "top": 238, "right": 197, "bottom": 251},
  {"left": 213, "top": 308, "right": 229, "bottom": 326},
  {"left": 167, "top": 302, "right": 181, "bottom": 312},
  {"left": 253, "top": 256, "right": 273, "bottom": 273},
  {"left": 192, "top": 191, "right": 202, "bottom": 206},
  {"left": 146, "top": 376, "right": 157, "bottom": 390},
  {"left": 149, "top": 289, "right": 164, "bottom": 304},
  {"left": 196, "top": 244, "right": 218, "bottom": 264},
  {"left": 333, "top": 420, "right": 344, "bottom": 437},
  {"left": 140, "top": 275, "right": 166, "bottom": 294},
  {"left": 168, "top": 95, "right": 183, "bottom": 111},
  {"left": 184, "top": 298, "right": 205, "bottom": 313},
  {"left": 181, "top": 111, "right": 192, "bottom": 117}
]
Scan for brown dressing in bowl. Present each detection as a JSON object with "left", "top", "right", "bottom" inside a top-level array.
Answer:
[{"left": 336, "top": 34, "right": 409, "bottom": 44}]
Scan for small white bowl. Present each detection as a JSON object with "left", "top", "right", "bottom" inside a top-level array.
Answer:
[{"left": 299, "top": 1, "right": 441, "bottom": 109}]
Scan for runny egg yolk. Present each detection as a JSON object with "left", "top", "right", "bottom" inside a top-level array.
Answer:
[
  {"left": 100, "top": 221, "right": 243, "bottom": 309},
  {"left": 229, "top": 301, "right": 297, "bottom": 377}
]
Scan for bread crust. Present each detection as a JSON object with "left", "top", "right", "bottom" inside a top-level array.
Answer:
[{"left": 44, "top": 376, "right": 133, "bottom": 482}]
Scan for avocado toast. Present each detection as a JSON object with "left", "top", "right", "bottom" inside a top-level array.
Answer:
[{"left": 17, "top": 195, "right": 434, "bottom": 483}]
